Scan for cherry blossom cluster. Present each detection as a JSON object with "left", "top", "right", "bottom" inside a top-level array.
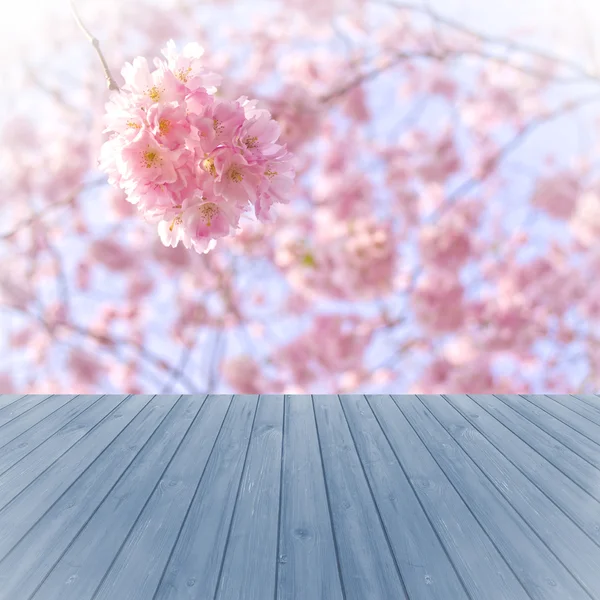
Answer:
[{"left": 99, "top": 40, "right": 295, "bottom": 253}]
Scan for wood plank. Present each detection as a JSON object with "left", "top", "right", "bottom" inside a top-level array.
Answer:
[
  {"left": 276, "top": 395, "right": 343, "bottom": 600},
  {"left": 394, "top": 395, "right": 589, "bottom": 600},
  {"left": 574, "top": 395, "right": 600, "bottom": 414},
  {"left": 0, "top": 394, "right": 77, "bottom": 449},
  {"left": 91, "top": 396, "right": 232, "bottom": 600},
  {"left": 0, "top": 395, "right": 51, "bottom": 429},
  {"left": 0, "top": 395, "right": 155, "bottom": 561},
  {"left": 487, "top": 394, "right": 600, "bottom": 503},
  {"left": 497, "top": 394, "right": 600, "bottom": 471},
  {"left": 313, "top": 394, "right": 408, "bottom": 600},
  {"left": 522, "top": 395, "right": 600, "bottom": 444},
  {"left": 0, "top": 395, "right": 102, "bottom": 476},
  {"left": 421, "top": 394, "right": 600, "bottom": 597},
  {"left": 368, "top": 394, "right": 530, "bottom": 600},
  {"left": 152, "top": 395, "right": 259, "bottom": 600},
  {"left": 547, "top": 395, "right": 600, "bottom": 427},
  {"left": 24, "top": 396, "right": 197, "bottom": 600},
  {"left": 215, "top": 395, "right": 284, "bottom": 600},
  {"left": 445, "top": 395, "right": 600, "bottom": 547},
  {"left": 0, "top": 395, "right": 130, "bottom": 512},
  {"left": 0, "top": 395, "right": 26, "bottom": 411},
  {"left": 340, "top": 394, "right": 469, "bottom": 600}
]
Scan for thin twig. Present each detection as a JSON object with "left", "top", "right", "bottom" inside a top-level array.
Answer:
[{"left": 70, "top": 0, "right": 119, "bottom": 91}]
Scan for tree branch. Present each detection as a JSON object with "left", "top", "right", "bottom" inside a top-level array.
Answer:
[{"left": 70, "top": 0, "right": 119, "bottom": 91}]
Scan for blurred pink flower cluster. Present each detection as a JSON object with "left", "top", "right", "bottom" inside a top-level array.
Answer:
[{"left": 99, "top": 40, "right": 296, "bottom": 254}]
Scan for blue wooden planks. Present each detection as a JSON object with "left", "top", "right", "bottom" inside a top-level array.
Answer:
[{"left": 0, "top": 394, "right": 599, "bottom": 600}]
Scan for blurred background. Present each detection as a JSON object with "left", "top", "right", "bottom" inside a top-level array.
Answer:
[{"left": 1, "top": 0, "right": 600, "bottom": 394}]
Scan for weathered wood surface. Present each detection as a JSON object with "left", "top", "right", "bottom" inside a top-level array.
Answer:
[{"left": 0, "top": 394, "right": 599, "bottom": 600}]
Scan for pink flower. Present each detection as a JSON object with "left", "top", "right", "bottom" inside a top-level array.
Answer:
[
  {"left": 99, "top": 40, "right": 295, "bottom": 254},
  {"left": 531, "top": 172, "right": 580, "bottom": 220},
  {"left": 159, "top": 40, "right": 222, "bottom": 93}
]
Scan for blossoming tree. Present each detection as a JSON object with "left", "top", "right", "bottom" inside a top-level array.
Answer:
[{"left": 2, "top": 0, "right": 599, "bottom": 394}]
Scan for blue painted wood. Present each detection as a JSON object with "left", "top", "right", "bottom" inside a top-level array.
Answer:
[
  {"left": 368, "top": 395, "right": 530, "bottom": 600},
  {"left": 29, "top": 395, "right": 195, "bottom": 600},
  {"left": 215, "top": 395, "right": 284, "bottom": 600},
  {"left": 313, "top": 394, "right": 408, "bottom": 599},
  {"left": 340, "top": 394, "right": 469, "bottom": 600},
  {"left": 0, "top": 394, "right": 599, "bottom": 600},
  {"left": 0, "top": 395, "right": 152, "bottom": 561},
  {"left": 277, "top": 395, "right": 344, "bottom": 600},
  {"left": 0, "top": 394, "right": 76, "bottom": 449},
  {"left": 495, "top": 394, "right": 600, "bottom": 473},
  {"left": 0, "top": 395, "right": 25, "bottom": 410},
  {"left": 522, "top": 394, "right": 600, "bottom": 444},
  {"left": 153, "top": 395, "right": 258, "bottom": 600},
  {"left": 93, "top": 395, "right": 231, "bottom": 600},
  {"left": 445, "top": 395, "right": 600, "bottom": 547},
  {"left": 422, "top": 395, "right": 600, "bottom": 596},
  {"left": 395, "top": 395, "right": 588, "bottom": 600},
  {"left": 549, "top": 394, "right": 600, "bottom": 426},
  {"left": 486, "top": 394, "right": 600, "bottom": 503},
  {"left": 574, "top": 394, "right": 600, "bottom": 414},
  {"left": 0, "top": 395, "right": 51, "bottom": 429},
  {"left": 0, "top": 394, "right": 102, "bottom": 476}
]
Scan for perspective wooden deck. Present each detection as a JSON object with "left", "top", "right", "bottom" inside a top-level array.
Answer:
[{"left": 0, "top": 395, "right": 599, "bottom": 600}]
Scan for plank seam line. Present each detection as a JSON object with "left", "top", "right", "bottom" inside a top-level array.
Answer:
[
  {"left": 547, "top": 395, "right": 600, "bottom": 428},
  {"left": 364, "top": 395, "right": 475, "bottom": 600},
  {"left": 0, "top": 395, "right": 105, "bottom": 477},
  {"left": 311, "top": 395, "right": 347, "bottom": 600},
  {"left": 0, "top": 395, "right": 54, "bottom": 433},
  {"left": 0, "top": 395, "right": 83, "bottom": 453},
  {"left": 388, "top": 395, "right": 533, "bottom": 600},
  {"left": 88, "top": 395, "right": 207, "bottom": 600},
  {"left": 273, "top": 395, "right": 286, "bottom": 600},
  {"left": 573, "top": 395, "right": 600, "bottom": 415},
  {"left": 518, "top": 394, "right": 600, "bottom": 453},
  {"left": 569, "top": 394, "right": 600, "bottom": 416},
  {"left": 424, "top": 395, "right": 596, "bottom": 599},
  {"left": 213, "top": 395, "right": 262, "bottom": 599},
  {"left": 0, "top": 394, "right": 138, "bottom": 552},
  {"left": 452, "top": 395, "right": 600, "bottom": 551},
  {"left": 150, "top": 395, "right": 235, "bottom": 600},
  {"left": 28, "top": 395, "right": 188, "bottom": 600},
  {"left": 0, "top": 395, "right": 27, "bottom": 416},
  {"left": 485, "top": 395, "right": 600, "bottom": 501},
  {"left": 338, "top": 395, "right": 411, "bottom": 600}
]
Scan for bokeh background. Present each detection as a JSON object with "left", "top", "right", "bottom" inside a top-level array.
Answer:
[{"left": 1, "top": 0, "right": 600, "bottom": 394}]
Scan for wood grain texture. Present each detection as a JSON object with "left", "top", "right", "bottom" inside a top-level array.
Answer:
[
  {"left": 215, "top": 395, "right": 284, "bottom": 600},
  {"left": 0, "top": 395, "right": 131, "bottom": 515},
  {"left": 368, "top": 394, "right": 530, "bottom": 600},
  {"left": 0, "top": 394, "right": 599, "bottom": 600},
  {"left": 93, "top": 395, "right": 232, "bottom": 600},
  {"left": 485, "top": 394, "right": 600, "bottom": 503},
  {"left": 0, "top": 394, "right": 102, "bottom": 476},
  {"left": 276, "top": 395, "right": 344, "bottom": 600},
  {"left": 496, "top": 394, "right": 600, "bottom": 472},
  {"left": 0, "top": 395, "right": 51, "bottom": 429},
  {"left": 0, "top": 395, "right": 26, "bottom": 411},
  {"left": 548, "top": 394, "right": 600, "bottom": 427},
  {"left": 0, "top": 395, "right": 152, "bottom": 562},
  {"left": 422, "top": 395, "right": 600, "bottom": 597},
  {"left": 340, "top": 394, "right": 469, "bottom": 600},
  {"left": 395, "top": 395, "right": 588, "bottom": 600},
  {"left": 313, "top": 394, "right": 408, "bottom": 600},
  {"left": 521, "top": 394, "right": 600, "bottom": 447},
  {"left": 0, "top": 395, "right": 77, "bottom": 448},
  {"left": 153, "top": 395, "right": 259, "bottom": 600},
  {"left": 445, "top": 394, "right": 600, "bottom": 547},
  {"left": 29, "top": 395, "right": 194, "bottom": 600}
]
